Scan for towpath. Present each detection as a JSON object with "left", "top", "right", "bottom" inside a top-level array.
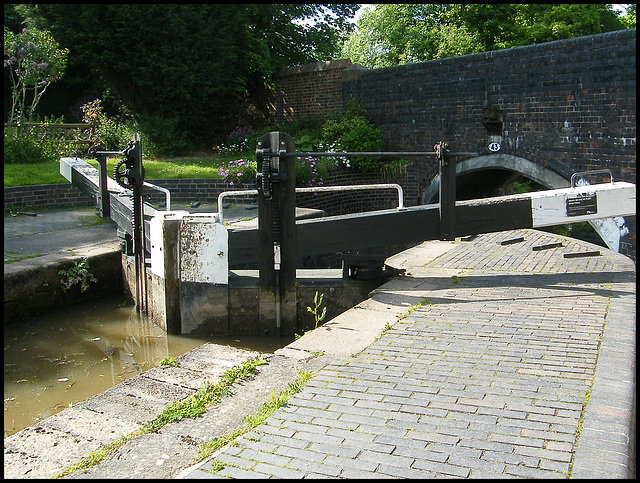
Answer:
[
  {"left": 3, "top": 220, "right": 635, "bottom": 479},
  {"left": 182, "top": 229, "right": 635, "bottom": 479}
]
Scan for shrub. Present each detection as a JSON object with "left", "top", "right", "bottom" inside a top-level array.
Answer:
[
  {"left": 4, "top": 130, "right": 55, "bottom": 164},
  {"left": 80, "top": 99, "right": 189, "bottom": 157},
  {"left": 320, "top": 101, "right": 385, "bottom": 173},
  {"left": 3, "top": 121, "right": 80, "bottom": 164},
  {"left": 295, "top": 156, "right": 327, "bottom": 188},
  {"left": 217, "top": 158, "right": 257, "bottom": 187},
  {"left": 81, "top": 99, "right": 138, "bottom": 152},
  {"left": 219, "top": 126, "right": 255, "bottom": 154},
  {"left": 136, "top": 113, "right": 192, "bottom": 157}
]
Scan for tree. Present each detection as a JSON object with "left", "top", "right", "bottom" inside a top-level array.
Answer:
[
  {"left": 11, "top": 4, "right": 358, "bottom": 145},
  {"left": 457, "top": 4, "right": 627, "bottom": 49},
  {"left": 343, "top": 4, "right": 484, "bottom": 68},
  {"left": 342, "top": 4, "right": 630, "bottom": 69},
  {"left": 246, "top": 4, "right": 358, "bottom": 74},
  {"left": 617, "top": 4, "right": 635, "bottom": 28},
  {"left": 4, "top": 26, "right": 68, "bottom": 130}
]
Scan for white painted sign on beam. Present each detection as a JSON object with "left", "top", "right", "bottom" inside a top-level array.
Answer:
[{"left": 530, "top": 182, "right": 636, "bottom": 228}]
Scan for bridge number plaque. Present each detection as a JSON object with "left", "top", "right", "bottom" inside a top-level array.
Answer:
[
  {"left": 566, "top": 192, "right": 597, "bottom": 217},
  {"left": 488, "top": 142, "right": 501, "bottom": 152}
]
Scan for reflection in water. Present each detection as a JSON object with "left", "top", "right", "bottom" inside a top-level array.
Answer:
[{"left": 4, "top": 294, "right": 293, "bottom": 437}]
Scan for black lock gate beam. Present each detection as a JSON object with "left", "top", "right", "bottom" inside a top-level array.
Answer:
[{"left": 281, "top": 144, "right": 475, "bottom": 243}]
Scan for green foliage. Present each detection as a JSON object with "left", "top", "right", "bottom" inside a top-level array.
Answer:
[
  {"left": 53, "top": 358, "right": 268, "bottom": 479},
  {"left": 4, "top": 117, "right": 83, "bottom": 164},
  {"left": 295, "top": 156, "right": 327, "bottom": 189},
  {"left": 198, "top": 369, "right": 314, "bottom": 464},
  {"left": 14, "top": 5, "right": 358, "bottom": 146},
  {"left": 342, "top": 4, "right": 482, "bottom": 68},
  {"left": 307, "top": 291, "right": 327, "bottom": 329},
  {"left": 295, "top": 134, "right": 315, "bottom": 152},
  {"left": 149, "top": 358, "right": 266, "bottom": 431},
  {"left": 343, "top": 4, "right": 630, "bottom": 68},
  {"left": 80, "top": 98, "right": 187, "bottom": 157},
  {"left": 217, "top": 158, "right": 257, "bottom": 188},
  {"left": 80, "top": 98, "right": 136, "bottom": 151},
  {"left": 512, "top": 178, "right": 533, "bottom": 194},
  {"left": 58, "top": 258, "right": 97, "bottom": 293},
  {"left": 619, "top": 5, "right": 636, "bottom": 28},
  {"left": 159, "top": 357, "right": 177, "bottom": 367},
  {"left": 137, "top": 113, "right": 193, "bottom": 157},
  {"left": 4, "top": 26, "right": 68, "bottom": 127},
  {"left": 320, "top": 101, "right": 385, "bottom": 173},
  {"left": 4, "top": 129, "right": 58, "bottom": 164},
  {"left": 218, "top": 127, "right": 255, "bottom": 154}
]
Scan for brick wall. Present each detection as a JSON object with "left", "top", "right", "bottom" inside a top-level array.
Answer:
[
  {"left": 4, "top": 183, "right": 95, "bottom": 211},
  {"left": 341, "top": 29, "right": 636, "bottom": 258},
  {"left": 265, "top": 59, "right": 353, "bottom": 123},
  {"left": 4, "top": 179, "right": 241, "bottom": 212},
  {"left": 4, "top": 173, "right": 406, "bottom": 218},
  {"left": 342, "top": 29, "right": 636, "bottom": 185}
]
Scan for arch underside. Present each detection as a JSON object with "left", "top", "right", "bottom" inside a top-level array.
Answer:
[{"left": 421, "top": 153, "right": 628, "bottom": 252}]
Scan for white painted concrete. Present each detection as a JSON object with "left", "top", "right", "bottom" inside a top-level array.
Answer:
[
  {"left": 149, "top": 211, "right": 189, "bottom": 278},
  {"left": 179, "top": 214, "right": 228, "bottom": 285}
]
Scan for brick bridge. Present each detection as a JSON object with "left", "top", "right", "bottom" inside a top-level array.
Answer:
[{"left": 262, "top": 29, "right": 636, "bottom": 259}]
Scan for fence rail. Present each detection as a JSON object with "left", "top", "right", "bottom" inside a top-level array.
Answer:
[{"left": 4, "top": 122, "right": 93, "bottom": 145}]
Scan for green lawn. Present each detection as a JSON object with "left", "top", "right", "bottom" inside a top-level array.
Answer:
[{"left": 4, "top": 152, "right": 252, "bottom": 187}]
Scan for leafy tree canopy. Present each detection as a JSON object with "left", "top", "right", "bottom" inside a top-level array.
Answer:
[
  {"left": 343, "top": 4, "right": 632, "bottom": 69},
  {"left": 9, "top": 4, "right": 358, "bottom": 144}
]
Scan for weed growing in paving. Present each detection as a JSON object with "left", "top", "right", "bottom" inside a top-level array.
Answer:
[
  {"left": 58, "top": 258, "right": 97, "bottom": 293},
  {"left": 52, "top": 358, "right": 268, "bottom": 479},
  {"left": 199, "top": 370, "right": 314, "bottom": 471},
  {"left": 307, "top": 291, "right": 327, "bottom": 329}
]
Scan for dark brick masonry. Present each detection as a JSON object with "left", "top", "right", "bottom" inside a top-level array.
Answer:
[{"left": 259, "top": 29, "right": 637, "bottom": 260}]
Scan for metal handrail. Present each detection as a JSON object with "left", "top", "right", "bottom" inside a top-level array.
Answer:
[
  {"left": 296, "top": 184, "right": 405, "bottom": 210},
  {"left": 217, "top": 184, "right": 405, "bottom": 225},
  {"left": 144, "top": 182, "right": 171, "bottom": 211},
  {"left": 217, "top": 190, "right": 258, "bottom": 224},
  {"left": 282, "top": 151, "right": 478, "bottom": 158}
]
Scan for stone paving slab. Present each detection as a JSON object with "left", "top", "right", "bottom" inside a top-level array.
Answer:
[
  {"left": 185, "top": 229, "right": 635, "bottom": 479},
  {"left": 3, "top": 344, "right": 261, "bottom": 479},
  {"left": 3, "top": 229, "right": 635, "bottom": 479}
]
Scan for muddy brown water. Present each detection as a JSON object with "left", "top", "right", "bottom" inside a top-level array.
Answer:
[{"left": 4, "top": 293, "right": 294, "bottom": 438}]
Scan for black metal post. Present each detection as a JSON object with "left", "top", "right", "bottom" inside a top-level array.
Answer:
[
  {"left": 95, "top": 152, "right": 110, "bottom": 218},
  {"left": 256, "top": 132, "right": 297, "bottom": 335},
  {"left": 126, "top": 134, "right": 147, "bottom": 313},
  {"left": 437, "top": 142, "right": 456, "bottom": 241}
]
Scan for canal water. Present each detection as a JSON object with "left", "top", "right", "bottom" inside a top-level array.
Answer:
[{"left": 4, "top": 293, "right": 294, "bottom": 438}]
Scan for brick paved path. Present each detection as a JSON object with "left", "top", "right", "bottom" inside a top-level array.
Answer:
[{"left": 187, "top": 230, "right": 635, "bottom": 479}]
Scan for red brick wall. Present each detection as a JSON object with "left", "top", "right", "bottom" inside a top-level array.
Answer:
[{"left": 266, "top": 59, "right": 353, "bottom": 122}]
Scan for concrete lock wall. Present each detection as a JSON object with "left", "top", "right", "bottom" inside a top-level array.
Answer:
[
  {"left": 179, "top": 214, "right": 229, "bottom": 335},
  {"left": 147, "top": 211, "right": 230, "bottom": 336}
]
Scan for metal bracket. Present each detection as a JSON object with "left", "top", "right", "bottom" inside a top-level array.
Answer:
[{"left": 571, "top": 169, "right": 613, "bottom": 188}]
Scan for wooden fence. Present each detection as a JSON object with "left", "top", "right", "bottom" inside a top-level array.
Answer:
[{"left": 4, "top": 122, "right": 93, "bottom": 145}]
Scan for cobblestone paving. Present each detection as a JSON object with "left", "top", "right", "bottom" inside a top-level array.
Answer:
[{"left": 187, "top": 230, "right": 634, "bottom": 479}]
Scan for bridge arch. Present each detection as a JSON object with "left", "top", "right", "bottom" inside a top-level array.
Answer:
[{"left": 420, "top": 153, "right": 629, "bottom": 252}]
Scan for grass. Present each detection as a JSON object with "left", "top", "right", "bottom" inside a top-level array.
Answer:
[
  {"left": 4, "top": 253, "right": 44, "bottom": 264},
  {"left": 3, "top": 151, "right": 253, "bottom": 187},
  {"left": 51, "top": 357, "right": 267, "bottom": 479},
  {"left": 198, "top": 370, "right": 314, "bottom": 469}
]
